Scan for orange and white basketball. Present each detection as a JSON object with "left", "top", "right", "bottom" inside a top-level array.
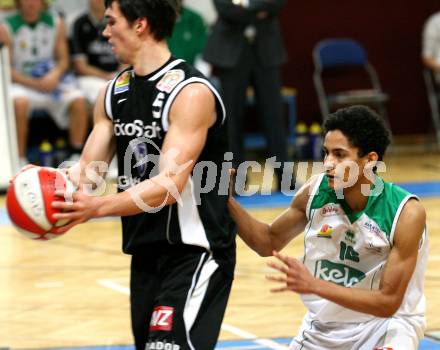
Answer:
[{"left": 6, "top": 166, "right": 75, "bottom": 240}]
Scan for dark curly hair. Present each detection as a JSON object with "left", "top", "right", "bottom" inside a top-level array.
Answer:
[
  {"left": 104, "top": 0, "right": 179, "bottom": 41},
  {"left": 323, "top": 105, "right": 391, "bottom": 161}
]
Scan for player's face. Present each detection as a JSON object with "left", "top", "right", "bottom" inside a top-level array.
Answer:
[
  {"left": 323, "top": 130, "right": 368, "bottom": 190},
  {"left": 103, "top": 2, "right": 138, "bottom": 64},
  {"left": 18, "top": 0, "right": 44, "bottom": 23}
]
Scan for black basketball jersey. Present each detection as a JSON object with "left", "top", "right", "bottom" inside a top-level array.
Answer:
[
  {"left": 71, "top": 13, "right": 119, "bottom": 72},
  {"left": 104, "top": 57, "right": 235, "bottom": 259}
]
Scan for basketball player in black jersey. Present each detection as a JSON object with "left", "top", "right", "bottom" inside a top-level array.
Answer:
[{"left": 52, "top": 1, "right": 236, "bottom": 349}]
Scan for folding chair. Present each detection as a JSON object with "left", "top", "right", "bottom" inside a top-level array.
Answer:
[{"left": 313, "top": 38, "right": 390, "bottom": 130}]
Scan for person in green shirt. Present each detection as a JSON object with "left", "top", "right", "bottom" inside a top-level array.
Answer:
[{"left": 167, "top": 5, "right": 207, "bottom": 66}]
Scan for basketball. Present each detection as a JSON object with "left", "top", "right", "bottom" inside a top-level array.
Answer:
[{"left": 6, "top": 166, "right": 75, "bottom": 240}]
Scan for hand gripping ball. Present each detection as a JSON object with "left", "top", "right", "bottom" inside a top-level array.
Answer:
[{"left": 6, "top": 166, "right": 75, "bottom": 240}]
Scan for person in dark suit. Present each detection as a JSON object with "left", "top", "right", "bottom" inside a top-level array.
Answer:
[{"left": 204, "top": 0, "right": 289, "bottom": 191}]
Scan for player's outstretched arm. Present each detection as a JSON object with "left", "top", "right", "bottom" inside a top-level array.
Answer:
[
  {"left": 228, "top": 179, "right": 311, "bottom": 257},
  {"left": 268, "top": 198, "right": 426, "bottom": 318}
]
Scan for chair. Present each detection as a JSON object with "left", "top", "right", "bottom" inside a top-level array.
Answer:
[
  {"left": 313, "top": 38, "right": 390, "bottom": 129},
  {"left": 423, "top": 68, "right": 440, "bottom": 148}
]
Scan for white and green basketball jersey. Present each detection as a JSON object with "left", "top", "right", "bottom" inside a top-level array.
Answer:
[
  {"left": 302, "top": 174, "right": 428, "bottom": 324},
  {"left": 4, "top": 11, "right": 58, "bottom": 76}
]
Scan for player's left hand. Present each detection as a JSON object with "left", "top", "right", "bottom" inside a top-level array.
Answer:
[
  {"left": 51, "top": 190, "right": 103, "bottom": 233},
  {"left": 267, "top": 250, "right": 316, "bottom": 294}
]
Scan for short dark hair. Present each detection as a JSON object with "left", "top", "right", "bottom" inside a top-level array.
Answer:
[
  {"left": 323, "top": 105, "right": 391, "bottom": 161},
  {"left": 104, "top": 0, "right": 179, "bottom": 41}
]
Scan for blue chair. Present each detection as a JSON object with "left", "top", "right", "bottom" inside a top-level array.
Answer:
[{"left": 313, "top": 38, "right": 390, "bottom": 129}]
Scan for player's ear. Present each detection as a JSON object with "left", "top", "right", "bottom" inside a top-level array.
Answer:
[
  {"left": 364, "top": 151, "right": 379, "bottom": 169},
  {"left": 135, "top": 17, "right": 148, "bottom": 35}
]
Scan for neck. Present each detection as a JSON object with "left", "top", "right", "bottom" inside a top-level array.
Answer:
[
  {"left": 342, "top": 176, "right": 374, "bottom": 213},
  {"left": 22, "top": 12, "right": 40, "bottom": 24},
  {"left": 132, "top": 40, "right": 171, "bottom": 76}
]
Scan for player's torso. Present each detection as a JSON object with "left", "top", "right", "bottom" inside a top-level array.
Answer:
[
  {"left": 108, "top": 60, "right": 189, "bottom": 188},
  {"left": 303, "top": 174, "right": 411, "bottom": 290},
  {"left": 104, "top": 58, "right": 232, "bottom": 253},
  {"left": 6, "top": 11, "right": 57, "bottom": 75}
]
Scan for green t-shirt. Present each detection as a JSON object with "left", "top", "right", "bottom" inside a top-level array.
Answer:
[{"left": 167, "top": 7, "right": 207, "bottom": 65}]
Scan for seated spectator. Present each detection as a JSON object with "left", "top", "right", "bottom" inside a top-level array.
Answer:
[
  {"left": 71, "top": 0, "right": 119, "bottom": 106},
  {"left": 0, "top": 0, "right": 88, "bottom": 166}
]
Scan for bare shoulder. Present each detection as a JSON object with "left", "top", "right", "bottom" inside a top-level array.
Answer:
[
  {"left": 399, "top": 198, "right": 426, "bottom": 226},
  {"left": 175, "top": 82, "right": 215, "bottom": 104},
  {"left": 394, "top": 198, "right": 426, "bottom": 247},
  {"left": 170, "top": 82, "right": 216, "bottom": 127},
  {"left": 0, "top": 23, "right": 11, "bottom": 43},
  {"left": 291, "top": 174, "right": 322, "bottom": 211}
]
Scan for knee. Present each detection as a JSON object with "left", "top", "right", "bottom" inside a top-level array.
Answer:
[
  {"left": 70, "top": 97, "right": 88, "bottom": 114},
  {"left": 14, "top": 97, "right": 29, "bottom": 110},
  {"left": 13, "top": 97, "right": 29, "bottom": 119}
]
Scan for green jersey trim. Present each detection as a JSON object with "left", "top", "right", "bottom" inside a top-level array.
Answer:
[
  {"left": 309, "top": 174, "right": 415, "bottom": 240},
  {"left": 5, "top": 11, "right": 55, "bottom": 34}
]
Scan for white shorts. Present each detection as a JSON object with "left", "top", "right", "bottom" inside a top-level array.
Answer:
[
  {"left": 289, "top": 311, "right": 425, "bottom": 350},
  {"left": 11, "top": 80, "right": 84, "bottom": 129},
  {"left": 76, "top": 76, "right": 109, "bottom": 105}
]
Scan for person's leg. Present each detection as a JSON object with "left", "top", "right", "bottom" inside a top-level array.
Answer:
[
  {"left": 13, "top": 97, "right": 30, "bottom": 159},
  {"left": 146, "top": 245, "right": 233, "bottom": 350},
  {"left": 67, "top": 96, "right": 89, "bottom": 153},
  {"left": 369, "top": 316, "right": 423, "bottom": 350},
  {"left": 217, "top": 47, "right": 252, "bottom": 172},
  {"left": 130, "top": 253, "right": 160, "bottom": 350},
  {"left": 253, "top": 64, "right": 289, "bottom": 190}
]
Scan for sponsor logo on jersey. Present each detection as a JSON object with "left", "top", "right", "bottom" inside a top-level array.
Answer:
[
  {"left": 114, "top": 71, "right": 131, "bottom": 94},
  {"left": 344, "top": 230, "right": 356, "bottom": 244},
  {"left": 156, "top": 69, "right": 185, "bottom": 93},
  {"left": 113, "top": 119, "right": 162, "bottom": 139},
  {"left": 317, "top": 224, "right": 333, "bottom": 238},
  {"left": 150, "top": 306, "right": 174, "bottom": 332},
  {"left": 320, "top": 204, "right": 341, "bottom": 217},
  {"left": 146, "top": 341, "right": 180, "bottom": 350},
  {"left": 314, "top": 259, "right": 365, "bottom": 287},
  {"left": 133, "top": 142, "right": 148, "bottom": 177},
  {"left": 363, "top": 221, "right": 382, "bottom": 237}
]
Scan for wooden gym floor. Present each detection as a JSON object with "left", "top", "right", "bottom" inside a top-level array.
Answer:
[{"left": 1, "top": 153, "right": 440, "bottom": 349}]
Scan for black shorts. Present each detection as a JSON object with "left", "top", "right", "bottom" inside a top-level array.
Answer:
[{"left": 130, "top": 244, "right": 235, "bottom": 350}]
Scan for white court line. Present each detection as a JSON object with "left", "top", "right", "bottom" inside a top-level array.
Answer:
[
  {"left": 35, "top": 281, "right": 64, "bottom": 288},
  {"left": 97, "top": 279, "right": 288, "bottom": 350}
]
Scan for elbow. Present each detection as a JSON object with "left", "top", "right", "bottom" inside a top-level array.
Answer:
[
  {"left": 372, "top": 296, "right": 402, "bottom": 318},
  {"left": 256, "top": 246, "right": 273, "bottom": 257}
]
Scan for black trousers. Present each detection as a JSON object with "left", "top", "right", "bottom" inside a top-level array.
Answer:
[
  {"left": 217, "top": 41, "right": 288, "bottom": 182},
  {"left": 130, "top": 244, "right": 234, "bottom": 350}
]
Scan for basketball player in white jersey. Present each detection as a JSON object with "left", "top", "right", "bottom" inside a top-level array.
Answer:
[{"left": 228, "top": 105, "right": 428, "bottom": 350}]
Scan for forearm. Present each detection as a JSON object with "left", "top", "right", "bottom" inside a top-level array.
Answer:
[
  {"left": 228, "top": 197, "right": 273, "bottom": 256},
  {"left": 97, "top": 173, "right": 186, "bottom": 217},
  {"left": 11, "top": 69, "right": 39, "bottom": 89},
  {"left": 214, "top": 0, "right": 258, "bottom": 24},
  {"left": 423, "top": 55, "right": 440, "bottom": 73},
  {"left": 311, "top": 278, "right": 399, "bottom": 318},
  {"left": 249, "top": 0, "right": 285, "bottom": 15},
  {"left": 74, "top": 60, "right": 114, "bottom": 80}
]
